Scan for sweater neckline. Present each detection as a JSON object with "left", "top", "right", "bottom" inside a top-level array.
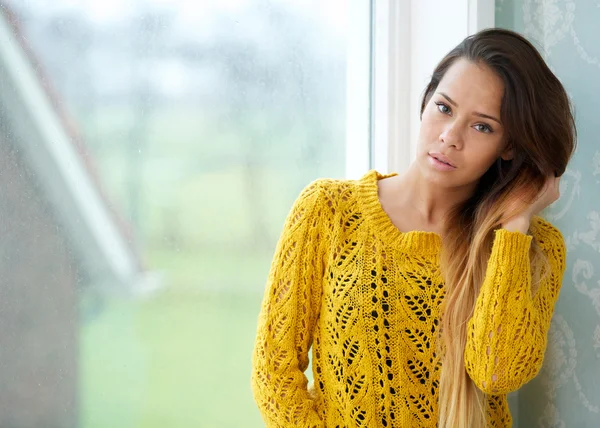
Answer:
[{"left": 357, "top": 170, "right": 442, "bottom": 255}]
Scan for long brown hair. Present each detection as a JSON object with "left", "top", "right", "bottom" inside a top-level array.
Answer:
[{"left": 420, "top": 29, "right": 577, "bottom": 427}]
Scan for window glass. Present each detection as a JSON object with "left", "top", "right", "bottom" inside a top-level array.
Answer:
[{"left": 0, "top": 1, "right": 368, "bottom": 426}]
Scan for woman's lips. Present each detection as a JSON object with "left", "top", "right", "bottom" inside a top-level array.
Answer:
[{"left": 428, "top": 154, "right": 457, "bottom": 171}]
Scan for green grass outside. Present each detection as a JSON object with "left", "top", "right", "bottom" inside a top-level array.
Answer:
[
  {"left": 78, "top": 106, "right": 344, "bottom": 427},
  {"left": 80, "top": 287, "right": 267, "bottom": 427}
]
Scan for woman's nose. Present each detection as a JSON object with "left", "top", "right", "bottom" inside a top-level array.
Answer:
[{"left": 439, "top": 123, "right": 463, "bottom": 149}]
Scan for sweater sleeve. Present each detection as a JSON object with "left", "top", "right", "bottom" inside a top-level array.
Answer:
[
  {"left": 251, "top": 179, "right": 327, "bottom": 428},
  {"left": 464, "top": 218, "right": 567, "bottom": 395}
]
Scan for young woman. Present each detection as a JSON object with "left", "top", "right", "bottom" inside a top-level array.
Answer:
[{"left": 251, "top": 28, "right": 576, "bottom": 428}]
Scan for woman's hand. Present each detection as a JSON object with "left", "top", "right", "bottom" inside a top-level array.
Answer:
[
  {"left": 502, "top": 175, "right": 561, "bottom": 233},
  {"left": 524, "top": 174, "right": 562, "bottom": 218}
]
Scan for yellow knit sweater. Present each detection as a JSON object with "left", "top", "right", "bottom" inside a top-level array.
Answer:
[{"left": 251, "top": 170, "right": 566, "bottom": 427}]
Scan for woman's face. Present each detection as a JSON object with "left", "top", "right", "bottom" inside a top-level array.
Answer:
[{"left": 417, "top": 58, "right": 512, "bottom": 189}]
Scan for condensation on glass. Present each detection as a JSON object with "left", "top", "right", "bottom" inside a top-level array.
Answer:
[{"left": 0, "top": 0, "right": 357, "bottom": 426}]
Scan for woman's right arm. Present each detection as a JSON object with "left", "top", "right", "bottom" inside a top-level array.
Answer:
[{"left": 251, "top": 180, "right": 328, "bottom": 428}]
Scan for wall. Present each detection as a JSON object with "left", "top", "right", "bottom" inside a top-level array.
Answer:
[
  {"left": 496, "top": 1, "right": 600, "bottom": 426},
  {"left": 0, "top": 137, "right": 78, "bottom": 428}
]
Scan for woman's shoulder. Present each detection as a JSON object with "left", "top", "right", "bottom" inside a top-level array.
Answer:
[
  {"left": 307, "top": 172, "right": 366, "bottom": 191},
  {"left": 307, "top": 169, "right": 393, "bottom": 203},
  {"left": 302, "top": 170, "right": 395, "bottom": 214}
]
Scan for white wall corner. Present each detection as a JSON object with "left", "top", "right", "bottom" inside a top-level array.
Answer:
[{"left": 468, "top": 0, "right": 496, "bottom": 34}]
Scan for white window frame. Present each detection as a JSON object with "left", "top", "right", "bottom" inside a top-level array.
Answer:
[
  {"left": 345, "top": 1, "right": 372, "bottom": 179},
  {"left": 369, "top": 0, "right": 495, "bottom": 175}
]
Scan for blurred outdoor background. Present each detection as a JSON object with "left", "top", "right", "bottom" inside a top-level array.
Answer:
[
  {"left": 3, "top": 1, "right": 600, "bottom": 428},
  {"left": 0, "top": 1, "right": 363, "bottom": 427}
]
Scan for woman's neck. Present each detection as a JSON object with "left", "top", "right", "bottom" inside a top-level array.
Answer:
[{"left": 396, "top": 163, "right": 476, "bottom": 225}]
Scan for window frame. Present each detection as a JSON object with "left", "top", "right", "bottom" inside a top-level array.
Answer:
[{"left": 344, "top": 0, "right": 373, "bottom": 179}]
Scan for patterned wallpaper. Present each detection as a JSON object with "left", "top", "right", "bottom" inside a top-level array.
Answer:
[{"left": 496, "top": 1, "right": 600, "bottom": 427}]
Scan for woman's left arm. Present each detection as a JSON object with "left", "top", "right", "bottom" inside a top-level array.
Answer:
[{"left": 464, "top": 217, "right": 567, "bottom": 395}]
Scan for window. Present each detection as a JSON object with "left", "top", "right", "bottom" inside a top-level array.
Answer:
[{"left": 0, "top": 0, "right": 370, "bottom": 426}]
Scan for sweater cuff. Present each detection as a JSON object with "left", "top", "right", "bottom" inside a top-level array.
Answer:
[
  {"left": 487, "top": 229, "right": 532, "bottom": 289},
  {"left": 493, "top": 228, "right": 533, "bottom": 258}
]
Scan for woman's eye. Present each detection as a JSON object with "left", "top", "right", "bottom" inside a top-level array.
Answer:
[
  {"left": 474, "top": 124, "right": 493, "bottom": 133},
  {"left": 435, "top": 102, "right": 451, "bottom": 115}
]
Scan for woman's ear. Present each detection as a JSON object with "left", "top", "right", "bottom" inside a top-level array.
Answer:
[{"left": 500, "top": 142, "right": 514, "bottom": 161}]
